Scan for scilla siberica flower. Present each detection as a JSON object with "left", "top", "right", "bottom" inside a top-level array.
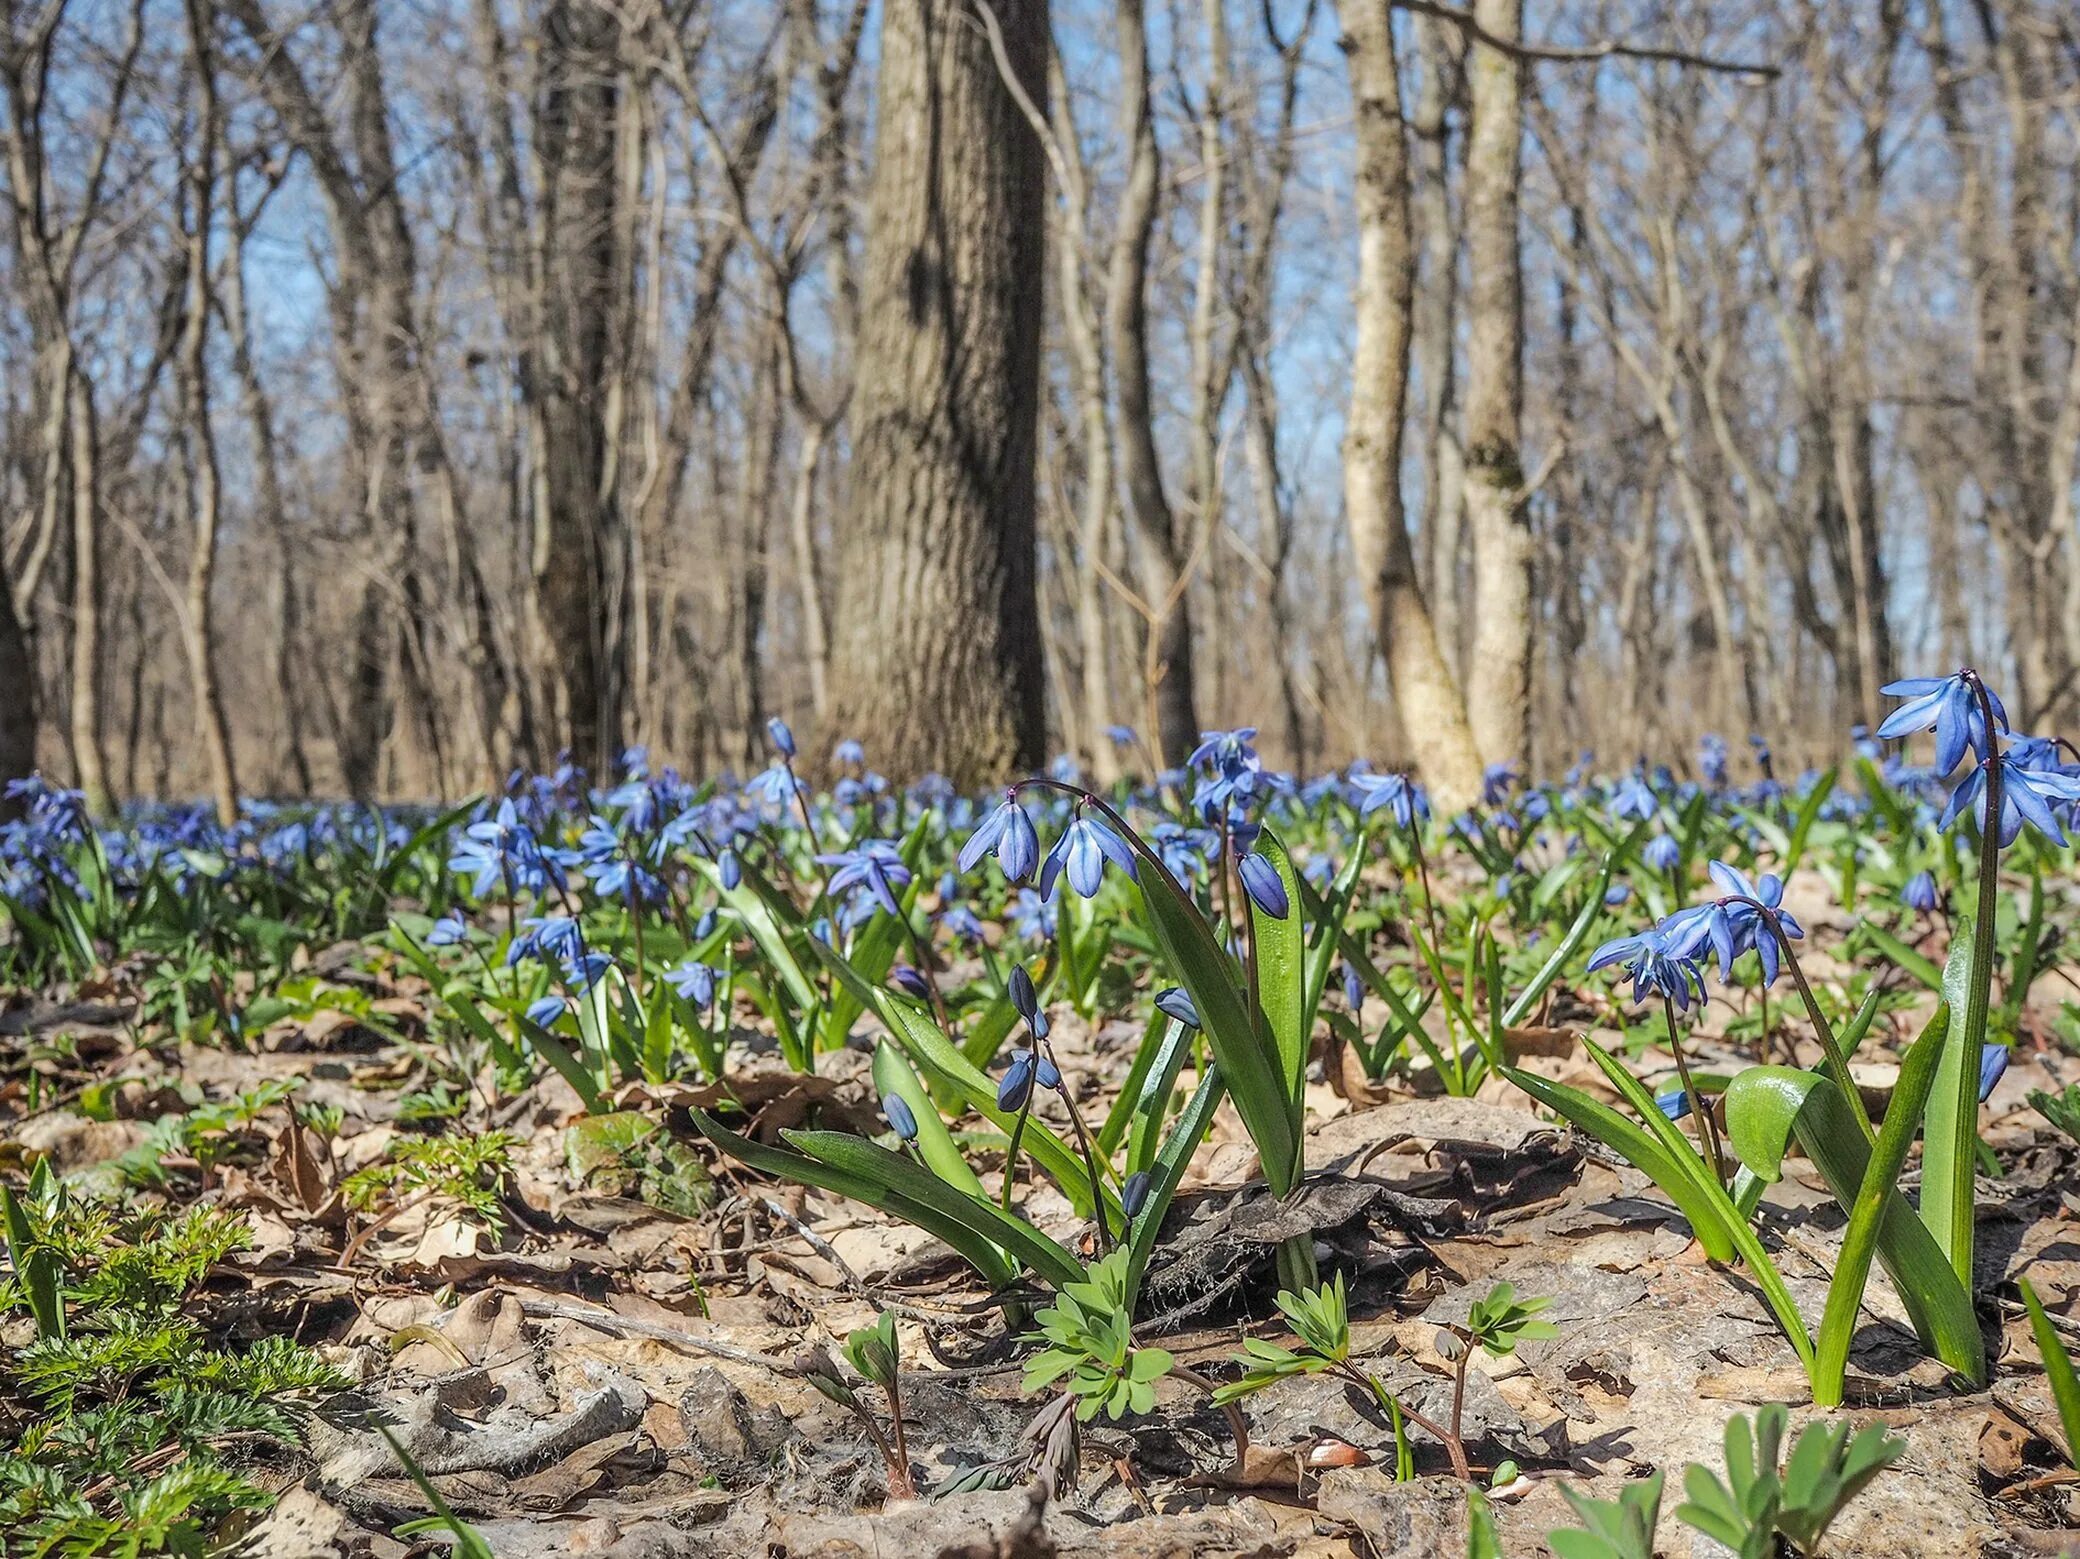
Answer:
[
  {"left": 1876, "top": 672, "right": 2007, "bottom": 776},
  {"left": 816, "top": 840, "right": 912, "bottom": 916},
  {"left": 427, "top": 912, "right": 468, "bottom": 947},
  {"left": 882, "top": 1092, "right": 919, "bottom": 1142},
  {"left": 1237, "top": 849, "right": 1289, "bottom": 919},
  {"left": 1642, "top": 833, "right": 1682, "bottom": 873},
  {"left": 1939, "top": 752, "right": 2080, "bottom": 847},
  {"left": 1154, "top": 987, "right": 1200, "bottom": 1028},
  {"left": 1039, "top": 810, "right": 1136, "bottom": 900},
  {"left": 668, "top": 961, "right": 720, "bottom": 1008},
  {"left": 1587, "top": 923, "right": 1708, "bottom": 1011},
  {"left": 1901, "top": 870, "right": 1939, "bottom": 913},
  {"left": 766, "top": 717, "right": 796, "bottom": 758},
  {"left": 1349, "top": 770, "right": 1425, "bottom": 829},
  {"left": 1608, "top": 775, "right": 1657, "bottom": 823},
  {"left": 1008, "top": 963, "right": 1049, "bottom": 1039},
  {"left": 959, "top": 794, "right": 1040, "bottom": 882}
]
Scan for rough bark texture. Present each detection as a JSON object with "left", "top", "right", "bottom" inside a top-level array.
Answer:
[
  {"left": 1338, "top": 1, "right": 1483, "bottom": 815},
  {"left": 0, "top": 549, "right": 33, "bottom": 794},
  {"left": 534, "top": 0, "right": 624, "bottom": 777},
  {"left": 823, "top": 0, "right": 1048, "bottom": 786},
  {"left": 1461, "top": 0, "right": 1531, "bottom": 770},
  {"left": 1106, "top": 0, "right": 1199, "bottom": 768}
]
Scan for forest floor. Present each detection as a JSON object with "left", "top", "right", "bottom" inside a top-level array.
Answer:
[{"left": 6, "top": 867, "right": 2079, "bottom": 1559}]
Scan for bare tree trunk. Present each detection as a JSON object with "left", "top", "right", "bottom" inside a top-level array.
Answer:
[
  {"left": 1338, "top": 0, "right": 1483, "bottom": 813},
  {"left": 1460, "top": 0, "right": 1531, "bottom": 769},
  {"left": 1410, "top": 14, "right": 1465, "bottom": 678},
  {"left": 1107, "top": 0, "right": 1199, "bottom": 767},
  {"left": 67, "top": 373, "right": 111, "bottom": 814},
  {"left": 534, "top": 0, "right": 624, "bottom": 776},
  {"left": 177, "top": 0, "right": 240, "bottom": 824},
  {"left": 0, "top": 541, "right": 31, "bottom": 793},
  {"left": 823, "top": 0, "right": 1049, "bottom": 783}
]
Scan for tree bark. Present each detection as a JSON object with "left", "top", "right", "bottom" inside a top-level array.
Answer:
[
  {"left": 823, "top": 0, "right": 1049, "bottom": 784},
  {"left": 1106, "top": 0, "right": 1199, "bottom": 768},
  {"left": 1460, "top": 0, "right": 1531, "bottom": 769},
  {"left": 1338, "top": 0, "right": 1484, "bottom": 814}
]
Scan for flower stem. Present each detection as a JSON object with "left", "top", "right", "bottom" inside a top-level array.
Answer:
[{"left": 1662, "top": 996, "right": 1729, "bottom": 1188}]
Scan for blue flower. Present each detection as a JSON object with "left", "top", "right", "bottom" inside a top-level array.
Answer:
[
  {"left": 1039, "top": 811, "right": 1136, "bottom": 900},
  {"left": 668, "top": 961, "right": 720, "bottom": 1009},
  {"left": 1978, "top": 1043, "right": 2009, "bottom": 1103},
  {"left": 1939, "top": 755, "right": 2080, "bottom": 847},
  {"left": 766, "top": 717, "right": 797, "bottom": 758},
  {"left": 427, "top": 912, "right": 468, "bottom": 947},
  {"left": 998, "top": 1050, "right": 1036, "bottom": 1112},
  {"left": 1035, "top": 1052, "right": 1062, "bottom": 1090},
  {"left": 817, "top": 840, "right": 913, "bottom": 916},
  {"left": 939, "top": 903, "right": 987, "bottom": 945},
  {"left": 833, "top": 737, "right": 866, "bottom": 767},
  {"left": 1187, "top": 727, "right": 1260, "bottom": 775},
  {"left": 1122, "top": 1170, "right": 1152, "bottom": 1218},
  {"left": 719, "top": 848, "right": 742, "bottom": 891},
  {"left": 958, "top": 795, "right": 1040, "bottom": 882},
  {"left": 1349, "top": 771, "right": 1425, "bottom": 829},
  {"left": 1705, "top": 860, "right": 1802, "bottom": 986},
  {"left": 1642, "top": 833, "right": 1681, "bottom": 873},
  {"left": 526, "top": 994, "right": 569, "bottom": 1028},
  {"left": 1655, "top": 1087, "right": 1692, "bottom": 1121},
  {"left": 1155, "top": 987, "right": 1201, "bottom": 1028},
  {"left": 1237, "top": 850, "right": 1289, "bottom": 919},
  {"left": 1901, "top": 870, "right": 1939, "bottom": 913},
  {"left": 1010, "top": 889, "right": 1057, "bottom": 941},
  {"left": 1587, "top": 924, "right": 1708, "bottom": 1011},
  {"left": 1877, "top": 673, "right": 2008, "bottom": 776},
  {"left": 744, "top": 763, "right": 807, "bottom": 812},
  {"left": 1105, "top": 725, "right": 1138, "bottom": 748},
  {"left": 1007, "top": 964, "right": 1048, "bottom": 1039},
  {"left": 889, "top": 963, "right": 932, "bottom": 1001},
  {"left": 1609, "top": 776, "right": 1658, "bottom": 822},
  {"left": 1341, "top": 964, "right": 1364, "bottom": 1011},
  {"left": 883, "top": 1092, "right": 919, "bottom": 1141}
]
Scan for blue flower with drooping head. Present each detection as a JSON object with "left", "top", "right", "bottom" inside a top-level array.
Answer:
[
  {"left": 668, "top": 961, "right": 720, "bottom": 1009},
  {"left": 1901, "top": 870, "right": 1939, "bottom": 913},
  {"left": 959, "top": 794, "right": 1040, "bottom": 882},
  {"left": 998, "top": 1050, "right": 1036, "bottom": 1112},
  {"left": 1155, "top": 987, "right": 1200, "bottom": 1028},
  {"left": 766, "top": 717, "right": 796, "bottom": 758},
  {"left": 427, "top": 912, "right": 468, "bottom": 947},
  {"left": 1349, "top": 770, "right": 1426, "bottom": 829},
  {"left": 1039, "top": 811, "right": 1136, "bottom": 900},
  {"left": 1939, "top": 754, "right": 2080, "bottom": 847},
  {"left": 1237, "top": 850, "right": 1289, "bottom": 919},
  {"left": 833, "top": 737, "right": 865, "bottom": 767},
  {"left": 1587, "top": 923, "right": 1708, "bottom": 1011},
  {"left": 1877, "top": 672, "right": 2008, "bottom": 777},
  {"left": 1007, "top": 963, "right": 1048, "bottom": 1039},
  {"left": 1978, "top": 1043, "right": 2009, "bottom": 1103},
  {"left": 883, "top": 1092, "right": 918, "bottom": 1142},
  {"left": 1608, "top": 776, "right": 1658, "bottom": 823},
  {"left": 817, "top": 839, "right": 913, "bottom": 917},
  {"left": 1642, "top": 833, "right": 1681, "bottom": 873}
]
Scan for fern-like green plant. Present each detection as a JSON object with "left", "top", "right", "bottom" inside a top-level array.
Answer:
[{"left": 1675, "top": 1404, "right": 1905, "bottom": 1558}]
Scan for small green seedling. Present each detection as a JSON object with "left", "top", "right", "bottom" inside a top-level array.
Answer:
[
  {"left": 1549, "top": 1470, "right": 1664, "bottom": 1559},
  {"left": 2019, "top": 1279, "right": 2080, "bottom": 1469},
  {"left": 1023, "top": 1250, "right": 1174, "bottom": 1423},
  {"left": 801, "top": 1310, "right": 916, "bottom": 1499},
  {"left": 1675, "top": 1404, "right": 1905, "bottom": 1558}
]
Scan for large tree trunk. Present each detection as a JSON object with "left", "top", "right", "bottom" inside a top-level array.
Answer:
[
  {"left": 1460, "top": 0, "right": 1531, "bottom": 769},
  {"left": 178, "top": 0, "right": 240, "bottom": 825},
  {"left": 1106, "top": 0, "right": 1199, "bottom": 767},
  {"left": 0, "top": 544, "right": 32, "bottom": 796},
  {"left": 823, "top": 0, "right": 1048, "bottom": 784},
  {"left": 534, "top": 0, "right": 624, "bottom": 776},
  {"left": 1338, "top": 1, "right": 1483, "bottom": 814}
]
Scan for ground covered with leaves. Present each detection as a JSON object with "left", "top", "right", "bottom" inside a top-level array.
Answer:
[{"left": 4, "top": 712, "right": 2080, "bottom": 1556}]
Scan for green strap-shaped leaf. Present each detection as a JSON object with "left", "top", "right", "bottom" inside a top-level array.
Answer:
[
  {"left": 1503, "top": 1064, "right": 1736, "bottom": 1264},
  {"left": 1124, "top": 1064, "right": 1226, "bottom": 1308},
  {"left": 1125, "top": 833, "right": 1300, "bottom": 1196},
  {"left": 872, "top": 1042, "right": 990, "bottom": 1204},
  {"left": 1502, "top": 850, "right": 1619, "bottom": 1027},
  {"left": 695, "top": 856, "right": 817, "bottom": 1015},
  {"left": 1249, "top": 830, "right": 1307, "bottom": 1113},
  {"left": 1301, "top": 836, "right": 1369, "bottom": 1036},
  {"left": 686, "top": 1108, "right": 1021, "bottom": 1290},
  {"left": 2020, "top": 1279, "right": 2080, "bottom": 1469},
  {"left": 782, "top": 1128, "right": 1083, "bottom": 1288},
  {"left": 1724, "top": 1063, "right": 1985, "bottom": 1396},
  {"left": 1918, "top": 928, "right": 1980, "bottom": 1291}
]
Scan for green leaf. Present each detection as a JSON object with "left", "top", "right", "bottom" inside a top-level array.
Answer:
[
  {"left": 686, "top": 1108, "right": 1024, "bottom": 1291},
  {"left": 1723, "top": 1064, "right": 1985, "bottom": 1393},
  {"left": 1851, "top": 920, "right": 1942, "bottom": 991},
  {"left": 2021, "top": 1279, "right": 2080, "bottom": 1469},
  {"left": 871, "top": 1042, "right": 991, "bottom": 1203},
  {"left": 1811, "top": 1000, "right": 1966, "bottom": 1405},
  {"left": 784, "top": 1128, "right": 1084, "bottom": 1289},
  {"left": 1124, "top": 832, "right": 1300, "bottom": 1195},
  {"left": 1248, "top": 829, "right": 1307, "bottom": 1113},
  {"left": 1917, "top": 929, "right": 1982, "bottom": 1297},
  {"left": 1123, "top": 1065, "right": 1226, "bottom": 1308}
]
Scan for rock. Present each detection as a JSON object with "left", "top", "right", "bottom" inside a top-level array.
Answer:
[{"left": 1313, "top": 1468, "right": 1468, "bottom": 1556}]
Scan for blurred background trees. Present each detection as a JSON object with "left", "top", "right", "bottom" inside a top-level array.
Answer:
[{"left": 0, "top": 0, "right": 2076, "bottom": 802}]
